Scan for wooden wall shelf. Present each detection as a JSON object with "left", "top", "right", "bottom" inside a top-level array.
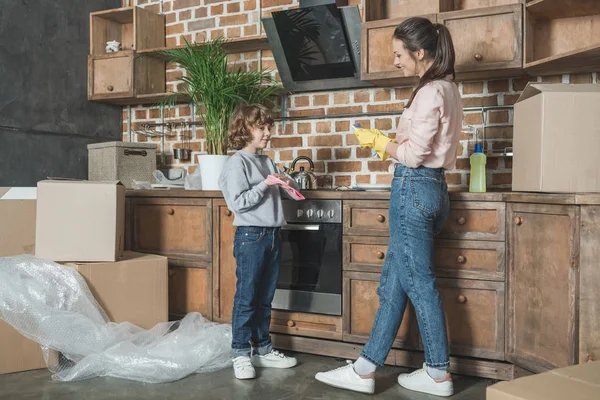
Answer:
[
  {"left": 526, "top": 0, "right": 600, "bottom": 20},
  {"left": 137, "top": 35, "right": 271, "bottom": 59}
]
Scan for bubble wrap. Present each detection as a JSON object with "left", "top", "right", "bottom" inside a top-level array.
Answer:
[{"left": 0, "top": 255, "right": 233, "bottom": 383}]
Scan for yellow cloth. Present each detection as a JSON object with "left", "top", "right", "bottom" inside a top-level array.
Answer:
[{"left": 354, "top": 128, "right": 392, "bottom": 161}]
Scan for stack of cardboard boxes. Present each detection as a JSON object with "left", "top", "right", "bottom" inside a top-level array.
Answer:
[{"left": 0, "top": 180, "right": 168, "bottom": 375}]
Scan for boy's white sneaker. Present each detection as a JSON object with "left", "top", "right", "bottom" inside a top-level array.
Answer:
[
  {"left": 315, "top": 361, "right": 375, "bottom": 394},
  {"left": 233, "top": 356, "right": 256, "bottom": 380},
  {"left": 397, "top": 364, "right": 453, "bottom": 397},
  {"left": 251, "top": 349, "right": 297, "bottom": 369}
]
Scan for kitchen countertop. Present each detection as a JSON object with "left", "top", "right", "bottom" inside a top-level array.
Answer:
[{"left": 126, "top": 188, "right": 600, "bottom": 205}]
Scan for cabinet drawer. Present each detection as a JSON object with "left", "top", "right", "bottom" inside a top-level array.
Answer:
[
  {"left": 434, "top": 240, "right": 505, "bottom": 281},
  {"left": 130, "top": 198, "right": 212, "bottom": 264},
  {"left": 343, "top": 271, "right": 419, "bottom": 350},
  {"left": 440, "top": 201, "right": 506, "bottom": 241},
  {"left": 437, "top": 279, "right": 505, "bottom": 360},
  {"left": 343, "top": 236, "right": 389, "bottom": 272},
  {"left": 439, "top": 4, "right": 523, "bottom": 73},
  {"left": 168, "top": 266, "right": 212, "bottom": 320},
  {"left": 270, "top": 311, "right": 342, "bottom": 341},
  {"left": 88, "top": 52, "right": 134, "bottom": 98},
  {"left": 343, "top": 200, "right": 390, "bottom": 236}
]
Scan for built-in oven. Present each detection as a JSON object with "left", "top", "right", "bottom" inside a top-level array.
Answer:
[{"left": 272, "top": 199, "right": 342, "bottom": 316}]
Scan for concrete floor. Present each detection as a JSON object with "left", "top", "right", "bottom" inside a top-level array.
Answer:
[{"left": 0, "top": 353, "right": 493, "bottom": 399}]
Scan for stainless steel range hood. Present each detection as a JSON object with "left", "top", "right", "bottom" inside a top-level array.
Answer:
[{"left": 261, "top": 0, "right": 373, "bottom": 93}]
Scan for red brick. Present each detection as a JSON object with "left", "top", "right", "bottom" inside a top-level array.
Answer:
[
  {"left": 227, "top": 26, "right": 242, "bottom": 38},
  {"left": 179, "top": 107, "right": 191, "bottom": 117},
  {"left": 334, "top": 93, "right": 349, "bottom": 104},
  {"left": 220, "top": 14, "right": 247, "bottom": 26},
  {"left": 244, "top": 0, "right": 257, "bottom": 10},
  {"left": 166, "top": 37, "right": 177, "bottom": 47},
  {"left": 297, "top": 123, "right": 312, "bottom": 134},
  {"left": 166, "top": 23, "right": 185, "bottom": 35},
  {"left": 316, "top": 122, "right": 331, "bottom": 133},
  {"left": 244, "top": 24, "right": 258, "bottom": 36},
  {"left": 188, "top": 19, "right": 215, "bottom": 31},
  {"left": 294, "top": 95, "right": 309, "bottom": 107},
  {"left": 504, "top": 157, "right": 513, "bottom": 169},
  {"left": 512, "top": 77, "right": 535, "bottom": 91},
  {"left": 368, "top": 161, "right": 389, "bottom": 172},
  {"left": 195, "top": 8, "right": 208, "bottom": 18},
  {"left": 346, "top": 133, "right": 359, "bottom": 146},
  {"left": 166, "top": 12, "right": 177, "bottom": 24},
  {"left": 317, "top": 175, "right": 334, "bottom": 188},
  {"left": 376, "top": 174, "right": 392, "bottom": 184},
  {"left": 179, "top": 10, "right": 192, "bottom": 20},
  {"left": 173, "top": 0, "right": 200, "bottom": 10},
  {"left": 455, "top": 158, "right": 470, "bottom": 170},
  {"left": 375, "top": 118, "right": 393, "bottom": 131},
  {"left": 328, "top": 106, "right": 363, "bottom": 115},
  {"left": 366, "top": 103, "right": 403, "bottom": 113},
  {"left": 356, "top": 147, "right": 372, "bottom": 158},
  {"left": 570, "top": 73, "right": 593, "bottom": 84},
  {"left": 487, "top": 79, "right": 509, "bottom": 93},
  {"left": 356, "top": 175, "right": 371, "bottom": 184},
  {"left": 270, "top": 137, "right": 302, "bottom": 148},
  {"left": 313, "top": 94, "right": 330, "bottom": 106},
  {"left": 211, "top": 4, "right": 224, "bottom": 14},
  {"left": 167, "top": 70, "right": 183, "bottom": 81},
  {"left": 307, "top": 135, "right": 343, "bottom": 147},
  {"left": 395, "top": 87, "right": 414, "bottom": 101},
  {"left": 289, "top": 108, "right": 326, "bottom": 117},
  {"left": 445, "top": 173, "right": 462, "bottom": 185},
  {"left": 492, "top": 172, "right": 512, "bottom": 185},
  {"left": 335, "top": 148, "right": 351, "bottom": 159},
  {"left": 317, "top": 148, "right": 332, "bottom": 160},
  {"left": 262, "top": 0, "right": 293, "bottom": 7},
  {"left": 541, "top": 75, "right": 563, "bottom": 83},
  {"left": 135, "top": 109, "right": 147, "bottom": 119},
  {"left": 335, "top": 175, "right": 351, "bottom": 187},
  {"left": 328, "top": 161, "right": 362, "bottom": 173},
  {"left": 210, "top": 28, "right": 225, "bottom": 39},
  {"left": 462, "top": 82, "right": 484, "bottom": 95},
  {"left": 227, "top": 2, "right": 241, "bottom": 13},
  {"left": 353, "top": 90, "right": 371, "bottom": 103},
  {"left": 464, "top": 113, "right": 483, "bottom": 125},
  {"left": 503, "top": 94, "right": 520, "bottom": 105},
  {"left": 462, "top": 96, "right": 498, "bottom": 107},
  {"left": 488, "top": 110, "right": 509, "bottom": 124},
  {"left": 375, "top": 89, "right": 392, "bottom": 102},
  {"left": 335, "top": 121, "right": 350, "bottom": 132},
  {"left": 279, "top": 150, "right": 293, "bottom": 161},
  {"left": 149, "top": 109, "right": 161, "bottom": 119}
]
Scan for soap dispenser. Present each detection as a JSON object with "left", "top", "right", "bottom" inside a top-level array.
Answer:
[{"left": 469, "top": 131, "right": 487, "bottom": 193}]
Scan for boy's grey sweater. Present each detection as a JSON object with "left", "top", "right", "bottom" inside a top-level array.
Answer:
[{"left": 218, "top": 150, "right": 291, "bottom": 227}]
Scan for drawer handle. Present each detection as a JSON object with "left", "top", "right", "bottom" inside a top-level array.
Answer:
[
  {"left": 456, "top": 217, "right": 466, "bottom": 225},
  {"left": 225, "top": 209, "right": 232, "bottom": 216},
  {"left": 107, "top": 85, "right": 114, "bottom": 92},
  {"left": 376, "top": 214, "right": 386, "bottom": 223},
  {"left": 167, "top": 208, "right": 175, "bottom": 215},
  {"left": 474, "top": 53, "right": 483, "bottom": 62},
  {"left": 376, "top": 251, "right": 385, "bottom": 260},
  {"left": 514, "top": 216, "right": 523, "bottom": 226},
  {"left": 287, "top": 320, "right": 295, "bottom": 327},
  {"left": 457, "top": 295, "right": 467, "bottom": 304},
  {"left": 456, "top": 255, "right": 466, "bottom": 264}
]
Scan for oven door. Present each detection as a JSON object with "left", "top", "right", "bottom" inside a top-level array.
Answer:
[{"left": 273, "top": 222, "right": 342, "bottom": 315}]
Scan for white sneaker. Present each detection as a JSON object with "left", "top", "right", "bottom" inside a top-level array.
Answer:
[
  {"left": 233, "top": 356, "right": 256, "bottom": 380},
  {"left": 315, "top": 361, "right": 375, "bottom": 394},
  {"left": 397, "top": 363, "right": 453, "bottom": 397},
  {"left": 251, "top": 349, "right": 297, "bottom": 369}
]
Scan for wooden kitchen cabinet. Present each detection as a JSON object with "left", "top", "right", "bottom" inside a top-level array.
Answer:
[
  {"left": 271, "top": 311, "right": 343, "bottom": 341},
  {"left": 438, "top": 4, "right": 523, "bottom": 78},
  {"left": 343, "top": 235, "right": 389, "bottom": 273},
  {"left": 440, "top": 201, "right": 506, "bottom": 241},
  {"left": 438, "top": 278, "right": 505, "bottom": 360},
  {"left": 212, "top": 199, "right": 237, "bottom": 324},
  {"left": 343, "top": 200, "right": 390, "bottom": 236},
  {"left": 168, "top": 266, "right": 211, "bottom": 320},
  {"left": 434, "top": 239, "right": 505, "bottom": 281},
  {"left": 343, "top": 271, "right": 420, "bottom": 350},
  {"left": 129, "top": 197, "right": 212, "bottom": 265},
  {"left": 507, "top": 203, "right": 580, "bottom": 372}
]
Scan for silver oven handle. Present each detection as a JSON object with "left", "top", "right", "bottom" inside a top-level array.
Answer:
[{"left": 282, "top": 224, "right": 321, "bottom": 231}]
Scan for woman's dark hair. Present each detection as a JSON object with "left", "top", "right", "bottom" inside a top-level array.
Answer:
[
  {"left": 228, "top": 103, "right": 274, "bottom": 150},
  {"left": 393, "top": 17, "right": 456, "bottom": 108}
]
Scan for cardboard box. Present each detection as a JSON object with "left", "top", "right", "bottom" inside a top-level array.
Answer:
[
  {"left": 0, "top": 320, "right": 46, "bottom": 375},
  {"left": 0, "top": 187, "right": 37, "bottom": 257},
  {"left": 35, "top": 180, "right": 125, "bottom": 262},
  {"left": 63, "top": 251, "right": 168, "bottom": 329},
  {"left": 513, "top": 83, "right": 600, "bottom": 193},
  {"left": 487, "top": 361, "right": 600, "bottom": 400}
]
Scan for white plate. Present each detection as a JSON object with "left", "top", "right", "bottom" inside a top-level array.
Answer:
[{"left": 357, "top": 184, "right": 391, "bottom": 191}]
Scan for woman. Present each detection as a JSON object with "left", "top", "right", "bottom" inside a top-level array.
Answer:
[{"left": 315, "top": 17, "right": 463, "bottom": 397}]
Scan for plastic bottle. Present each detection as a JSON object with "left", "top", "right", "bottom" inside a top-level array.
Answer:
[{"left": 469, "top": 143, "right": 487, "bottom": 193}]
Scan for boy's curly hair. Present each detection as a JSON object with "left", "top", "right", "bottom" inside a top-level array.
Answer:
[{"left": 228, "top": 103, "right": 274, "bottom": 150}]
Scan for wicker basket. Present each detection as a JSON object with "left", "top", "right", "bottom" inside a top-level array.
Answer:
[{"left": 88, "top": 142, "right": 157, "bottom": 189}]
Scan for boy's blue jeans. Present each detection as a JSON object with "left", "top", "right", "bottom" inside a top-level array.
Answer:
[
  {"left": 360, "top": 164, "right": 451, "bottom": 369},
  {"left": 231, "top": 226, "right": 281, "bottom": 357}
]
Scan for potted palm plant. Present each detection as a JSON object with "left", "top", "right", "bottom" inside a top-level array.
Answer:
[{"left": 153, "top": 37, "right": 281, "bottom": 190}]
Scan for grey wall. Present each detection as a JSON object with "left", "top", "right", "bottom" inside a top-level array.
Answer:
[{"left": 0, "top": 0, "right": 123, "bottom": 186}]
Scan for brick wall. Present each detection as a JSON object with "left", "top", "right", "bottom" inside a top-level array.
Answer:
[{"left": 122, "top": 0, "right": 598, "bottom": 189}]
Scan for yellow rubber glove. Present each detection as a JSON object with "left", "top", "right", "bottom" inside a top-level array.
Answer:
[{"left": 354, "top": 128, "right": 392, "bottom": 160}]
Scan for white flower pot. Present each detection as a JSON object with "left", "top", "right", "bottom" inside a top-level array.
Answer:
[{"left": 197, "top": 154, "right": 230, "bottom": 191}]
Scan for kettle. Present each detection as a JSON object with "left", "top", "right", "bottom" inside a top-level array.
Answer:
[{"left": 289, "top": 156, "right": 317, "bottom": 190}]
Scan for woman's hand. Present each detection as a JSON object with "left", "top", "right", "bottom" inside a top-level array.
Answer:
[{"left": 354, "top": 128, "right": 393, "bottom": 160}]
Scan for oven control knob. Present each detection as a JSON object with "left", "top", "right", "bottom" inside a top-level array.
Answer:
[
  {"left": 327, "top": 210, "right": 335, "bottom": 218},
  {"left": 306, "top": 209, "right": 314, "bottom": 218},
  {"left": 296, "top": 209, "right": 304, "bottom": 218},
  {"left": 316, "top": 209, "right": 324, "bottom": 219}
]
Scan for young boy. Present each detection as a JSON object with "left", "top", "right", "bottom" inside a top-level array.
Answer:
[{"left": 218, "top": 103, "right": 298, "bottom": 380}]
